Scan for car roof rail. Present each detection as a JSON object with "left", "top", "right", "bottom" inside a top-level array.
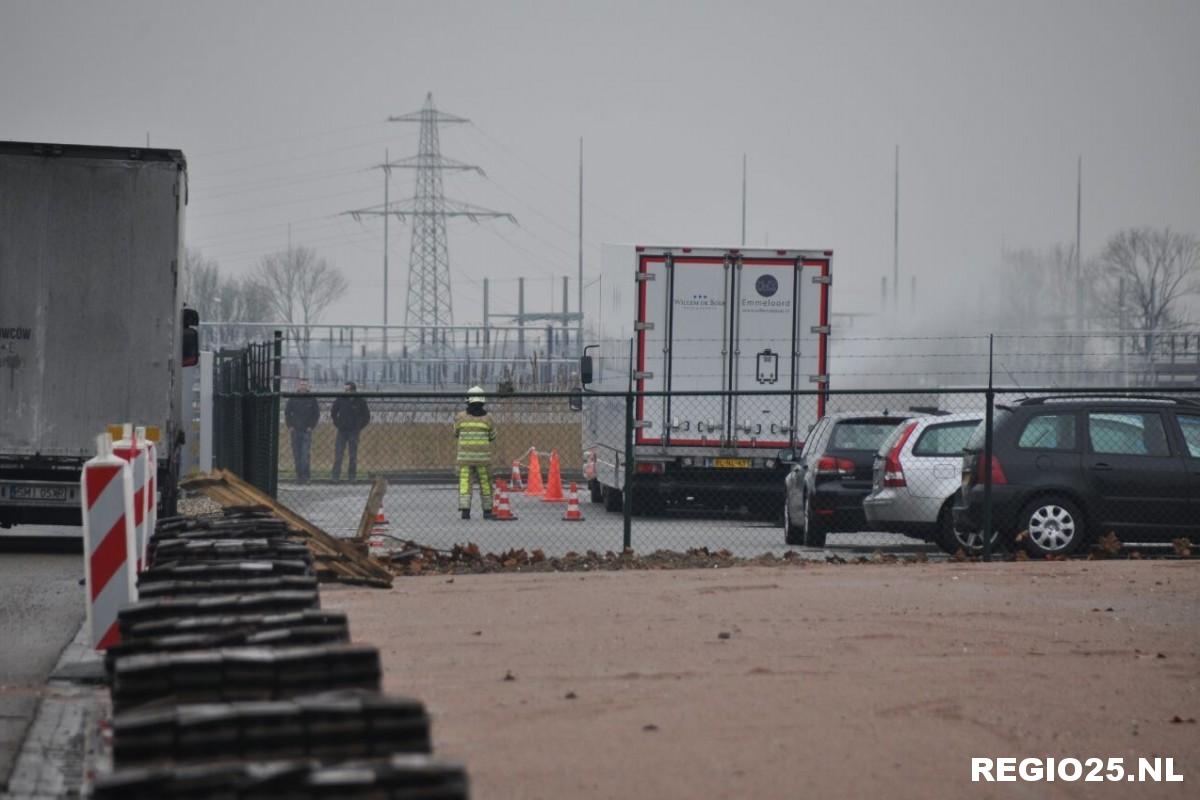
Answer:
[
  {"left": 1016, "top": 394, "right": 1200, "bottom": 407},
  {"left": 907, "top": 406, "right": 949, "bottom": 415}
]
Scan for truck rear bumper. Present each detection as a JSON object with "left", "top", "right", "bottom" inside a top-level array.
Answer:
[{"left": 633, "top": 468, "right": 786, "bottom": 497}]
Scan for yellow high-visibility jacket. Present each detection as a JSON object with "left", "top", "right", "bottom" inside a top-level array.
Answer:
[{"left": 454, "top": 411, "right": 496, "bottom": 465}]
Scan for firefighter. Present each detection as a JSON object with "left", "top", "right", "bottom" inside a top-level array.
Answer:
[{"left": 454, "top": 386, "right": 496, "bottom": 519}]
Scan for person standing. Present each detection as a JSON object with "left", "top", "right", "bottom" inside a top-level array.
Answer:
[
  {"left": 284, "top": 378, "right": 319, "bottom": 482},
  {"left": 454, "top": 386, "right": 496, "bottom": 519},
  {"left": 331, "top": 381, "right": 369, "bottom": 481}
]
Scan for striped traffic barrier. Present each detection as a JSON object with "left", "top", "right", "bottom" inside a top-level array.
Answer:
[
  {"left": 112, "top": 424, "right": 151, "bottom": 572},
  {"left": 143, "top": 429, "right": 158, "bottom": 561},
  {"left": 81, "top": 433, "right": 138, "bottom": 650}
]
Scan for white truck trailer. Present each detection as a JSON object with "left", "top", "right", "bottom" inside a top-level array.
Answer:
[
  {"left": 580, "top": 244, "right": 831, "bottom": 516},
  {"left": 0, "top": 141, "right": 195, "bottom": 528}
]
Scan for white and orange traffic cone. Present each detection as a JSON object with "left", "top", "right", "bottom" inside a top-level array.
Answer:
[
  {"left": 541, "top": 450, "right": 565, "bottom": 502},
  {"left": 492, "top": 479, "right": 517, "bottom": 521},
  {"left": 562, "top": 482, "right": 584, "bottom": 521},
  {"left": 368, "top": 505, "right": 389, "bottom": 558},
  {"left": 510, "top": 460, "right": 525, "bottom": 490}
]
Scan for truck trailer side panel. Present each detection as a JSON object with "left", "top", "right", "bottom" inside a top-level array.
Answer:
[{"left": 0, "top": 146, "right": 185, "bottom": 458}]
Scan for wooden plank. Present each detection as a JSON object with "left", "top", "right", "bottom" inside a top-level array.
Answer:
[
  {"left": 355, "top": 479, "right": 389, "bottom": 543},
  {"left": 180, "top": 470, "right": 393, "bottom": 588}
]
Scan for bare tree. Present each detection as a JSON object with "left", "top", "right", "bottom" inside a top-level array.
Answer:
[
  {"left": 254, "top": 246, "right": 348, "bottom": 369},
  {"left": 181, "top": 247, "right": 221, "bottom": 321},
  {"left": 182, "top": 248, "right": 276, "bottom": 348},
  {"left": 1094, "top": 227, "right": 1200, "bottom": 354}
]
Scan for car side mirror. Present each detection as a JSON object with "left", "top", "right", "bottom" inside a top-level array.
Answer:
[
  {"left": 579, "top": 355, "right": 593, "bottom": 385},
  {"left": 181, "top": 307, "right": 200, "bottom": 367},
  {"left": 778, "top": 449, "right": 797, "bottom": 464}
]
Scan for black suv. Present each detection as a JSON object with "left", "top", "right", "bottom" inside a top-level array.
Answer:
[
  {"left": 784, "top": 412, "right": 913, "bottom": 547},
  {"left": 954, "top": 395, "right": 1200, "bottom": 556}
]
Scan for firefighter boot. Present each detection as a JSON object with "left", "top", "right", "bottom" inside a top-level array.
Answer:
[{"left": 461, "top": 509, "right": 471, "bottom": 520}]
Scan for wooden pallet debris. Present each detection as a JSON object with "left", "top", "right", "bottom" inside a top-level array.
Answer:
[
  {"left": 180, "top": 470, "right": 392, "bottom": 588},
  {"left": 356, "top": 478, "right": 389, "bottom": 543}
]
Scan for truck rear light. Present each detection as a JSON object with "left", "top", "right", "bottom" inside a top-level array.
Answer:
[
  {"left": 883, "top": 421, "right": 919, "bottom": 488},
  {"left": 816, "top": 455, "right": 854, "bottom": 477},
  {"left": 635, "top": 462, "right": 664, "bottom": 474},
  {"left": 975, "top": 455, "right": 1008, "bottom": 486}
]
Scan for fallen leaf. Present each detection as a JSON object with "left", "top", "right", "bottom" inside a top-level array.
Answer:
[
  {"left": 642, "top": 724, "right": 659, "bottom": 732},
  {"left": 1172, "top": 538, "right": 1192, "bottom": 558},
  {"left": 503, "top": 670, "right": 516, "bottom": 682},
  {"left": 718, "top": 632, "right": 732, "bottom": 640},
  {"left": 565, "top": 691, "right": 577, "bottom": 700}
]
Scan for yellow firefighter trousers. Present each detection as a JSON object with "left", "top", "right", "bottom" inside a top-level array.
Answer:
[{"left": 458, "top": 465, "right": 493, "bottom": 512}]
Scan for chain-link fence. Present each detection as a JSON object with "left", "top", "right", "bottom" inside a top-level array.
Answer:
[{"left": 247, "top": 384, "right": 1200, "bottom": 559}]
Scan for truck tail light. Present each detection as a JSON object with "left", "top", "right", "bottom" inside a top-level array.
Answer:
[
  {"left": 635, "top": 462, "right": 664, "bottom": 474},
  {"left": 975, "top": 455, "right": 1008, "bottom": 486},
  {"left": 883, "top": 421, "right": 919, "bottom": 488},
  {"left": 816, "top": 455, "right": 854, "bottom": 477}
]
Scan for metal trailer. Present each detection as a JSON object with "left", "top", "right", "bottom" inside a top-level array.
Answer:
[
  {"left": 0, "top": 141, "right": 189, "bottom": 527},
  {"left": 581, "top": 244, "right": 831, "bottom": 515}
]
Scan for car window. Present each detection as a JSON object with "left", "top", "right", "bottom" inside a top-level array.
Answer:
[
  {"left": 1177, "top": 414, "right": 1200, "bottom": 458},
  {"left": 912, "top": 421, "right": 980, "bottom": 457},
  {"left": 965, "top": 409, "right": 1011, "bottom": 451},
  {"left": 829, "top": 421, "right": 902, "bottom": 451},
  {"left": 800, "top": 419, "right": 828, "bottom": 458},
  {"left": 1088, "top": 412, "right": 1170, "bottom": 457},
  {"left": 875, "top": 423, "right": 909, "bottom": 457},
  {"left": 1018, "top": 413, "right": 1076, "bottom": 450}
]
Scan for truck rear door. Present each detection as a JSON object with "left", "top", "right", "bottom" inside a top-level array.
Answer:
[{"left": 635, "top": 249, "right": 829, "bottom": 450}]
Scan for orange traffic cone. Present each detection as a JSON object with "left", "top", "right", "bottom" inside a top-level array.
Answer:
[
  {"left": 524, "top": 450, "right": 545, "bottom": 496},
  {"left": 492, "top": 479, "right": 517, "bottom": 521},
  {"left": 374, "top": 508, "right": 389, "bottom": 527},
  {"left": 562, "top": 482, "right": 584, "bottom": 521},
  {"left": 510, "top": 459, "right": 525, "bottom": 490},
  {"left": 541, "top": 450, "right": 565, "bottom": 502}
]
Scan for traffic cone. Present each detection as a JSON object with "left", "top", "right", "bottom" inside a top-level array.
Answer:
[
  {"left": 562, "top": 483, "right": 584, "bottom": 521},
  {"left": 510, "top": 460, "right": 524, "bottom": 489},
  {"left": 524, "top": 450, "right": 545, "bottom": 496},
  {"left": 368, "top": 505, "right": 389, "bottom": 558},
  {"left": 541, "top": 450, "right": 565, "bottom": 502},
  {"left": 492, "top": 479, "right": 517, "bottom": 521}
]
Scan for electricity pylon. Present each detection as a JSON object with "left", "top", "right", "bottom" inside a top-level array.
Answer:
[{"left": 344, "top": 93, "right": 514, "bottom": 359}]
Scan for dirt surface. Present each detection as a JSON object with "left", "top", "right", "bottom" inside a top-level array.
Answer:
[{"left": 328, "top": 560, "right": 1199, "bottom": 799}]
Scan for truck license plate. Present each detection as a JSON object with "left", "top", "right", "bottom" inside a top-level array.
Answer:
[
  {"left": 0, "top": 483, "right": 75, "bottom": 505},
  {"left": 713, "top": 458, "right": 750, "bottom": 469}
]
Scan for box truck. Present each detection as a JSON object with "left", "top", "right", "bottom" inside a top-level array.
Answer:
[
  {"left": 580, "top": 245, "right": 831, "bottom": 516},
  {"left": 0, "top": 141, "right": 196, "bottom": 528}
]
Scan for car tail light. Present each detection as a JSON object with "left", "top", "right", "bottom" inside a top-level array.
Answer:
[
  {"left": 635, "top": 461, "right": 664, "bottom": 474},
  {"left": 816, "top": 455, "right": 855, "bottom": 477},
  {"left": 883, "top": 421, "right": 919, "bottom": 488},
  {"left": 975, "top": 455, "right": 1007, "bottom": 486}
]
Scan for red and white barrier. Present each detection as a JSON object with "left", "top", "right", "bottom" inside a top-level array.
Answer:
[
  {"left": 112, "top": 424, "right": 151, "bottom": 571},
  {"left": 81, "top": 433, "right": 138, "bottom": 650}
]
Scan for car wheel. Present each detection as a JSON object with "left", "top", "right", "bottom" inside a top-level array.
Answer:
[
  {"left": 936, "top": 502, "right": 981, "bottom": 555},
  {"left": 784, "top": 496, "right": 803, "bottom": 545},
  {"left": 1020, "top": 496, "right": 1087, "bottom": 557},
  {"left": 589, "top": 479, "right": 603, "bottom": 504},
  {"left": 802, "top": 497, "right": 828, "bottom": 548},
  {"left": 602, "top": 486, "right": 622, "bottom": 513}
]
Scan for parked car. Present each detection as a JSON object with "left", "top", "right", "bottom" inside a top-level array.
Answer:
[
  {"left": 954, "top": 395, "right": 1200, "bottom": 557},
  {"left": 863, "top": 412, "right": 983, "bottom": 554},
  {"left": 783, "top": 412, "right": 915, "bottom": 547}
]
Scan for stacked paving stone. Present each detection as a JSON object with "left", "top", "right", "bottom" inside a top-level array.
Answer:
[{"left": 93, "top": 508, "right": 469, "bottom": 799}]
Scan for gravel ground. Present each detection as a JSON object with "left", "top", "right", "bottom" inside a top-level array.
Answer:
[{"left": 327, "top": 559, "right": 1200, "bottom": 800}]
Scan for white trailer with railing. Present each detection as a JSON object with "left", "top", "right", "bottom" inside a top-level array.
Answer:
[{"left": 580, "top": 244, "right": 831, "bottom": 516}]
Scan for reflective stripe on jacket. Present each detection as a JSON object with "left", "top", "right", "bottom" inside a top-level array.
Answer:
[{"left": 454, "top": 411, "right": 496, "bottom": 464}]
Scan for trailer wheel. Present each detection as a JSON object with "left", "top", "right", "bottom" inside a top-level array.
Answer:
[
  {"left": 589, "top": 479, "right": 603, "bottom": 504},
  {"left": 602, "top": 486, "right": 622, "bottom": 513}
]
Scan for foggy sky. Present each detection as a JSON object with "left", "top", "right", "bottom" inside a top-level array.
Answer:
[{"left": 2, "top": 0, "right": 1198, "bottom": 328}]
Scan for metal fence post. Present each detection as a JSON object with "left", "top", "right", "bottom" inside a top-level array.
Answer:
[
  {"left": 269, "top": 331, "right": 283, "bottom": 497},
  {"left": 623, "top": 391, "right": 634, "bottom": 551},
  {"left": 982, "top": 334, "right": 995, "bottom": 562}
]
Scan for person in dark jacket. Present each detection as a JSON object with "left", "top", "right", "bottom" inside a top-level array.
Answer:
[
  {"left": 284, "top": 379, "right": 320, "bottom": 482},
  {"left": 330, "top": 381, "right": 370, "bottom": 481}
]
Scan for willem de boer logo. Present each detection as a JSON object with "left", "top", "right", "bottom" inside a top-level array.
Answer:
[{"left": 755, "top": 275, "right": 778, "bottom": 297}]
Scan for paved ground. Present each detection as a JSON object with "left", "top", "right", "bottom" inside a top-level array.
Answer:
[
  {"left": 279, "top": 479, "right": 932, "bottom": 557},
  {"left": 0, "top": 533, "right": 85, "bottom": 790},
  {"left": 329, "top": 559, "right": 1200, "bottom": 800}
]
